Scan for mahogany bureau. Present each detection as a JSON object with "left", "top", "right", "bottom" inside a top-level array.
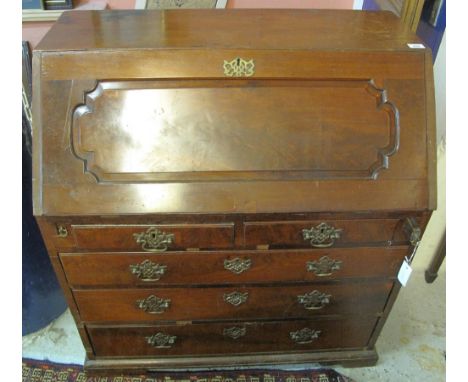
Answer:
[{"left": 32, "top": 9, "right": 436, "bottom": 374}]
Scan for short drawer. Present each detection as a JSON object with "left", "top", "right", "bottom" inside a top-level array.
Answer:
[
  {"left": 60, "top": 247, "right": 408, "bottom": 287},
  {"left": 244, "top": 218, "right": 406, "bottom": 249},
  {"left": 50, "top": 223, "right": 234, "bottom": 251},
  {"left": 88, "top": 317, "right": 378, "bottom": 357},
  {"left": 74, "top": 282, "right": 392, "bottom": 323}
]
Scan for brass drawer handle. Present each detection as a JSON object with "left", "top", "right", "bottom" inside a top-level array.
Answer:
[
  {"left": 306, "top": 256, "right": 342, "bottom": 277},
  {"left": 297, "top": 290, "right": 331, "bottom": 310},
  {"left": 224, "top": 257, "right": 252, "bottom": 274},
  {"left": 223, "top": 326, "right": 247, "bottom": 340},
  {"left": 223, "top": 291, "right": 249, "bottom": 306},
  {"left": 136, "top": 295, "right": 171, "bottom": 314},
  {"left": 290, "top": 328, "right": 321, "bottom": 344},
  {"left": 129, "top": 260, "right": 167, "bottom": 282},
  {"left": 133, "top": 227, "right": 175, "bottom": 252},
  {"left": 302, "top": 222, "right": 343, "bottom": 248},
  {"left": 146, "top": 332, "right": 177, "bottom": 348}
]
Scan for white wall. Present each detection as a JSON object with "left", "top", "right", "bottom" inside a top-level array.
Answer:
[
  {"left": 353, "top": 0, "right": 363, "bottom": 9},
  {"left": 412, "top": 32, "right": 446, "bottom": 272},
  {"left": 434, "top": 33, "right": 446, "bottom": 143}
]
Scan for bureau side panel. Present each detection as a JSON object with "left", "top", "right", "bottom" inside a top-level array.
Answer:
[{"left": 34, "top": 217, "right": 95, "bottom": 359}]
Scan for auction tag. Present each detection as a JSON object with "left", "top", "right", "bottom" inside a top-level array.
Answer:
[
  {"left": 407, "top": 43, "right": 425, "bottom": 49},
  {"left": 398, "top": 259, "right": 413, "bottom": 287}
]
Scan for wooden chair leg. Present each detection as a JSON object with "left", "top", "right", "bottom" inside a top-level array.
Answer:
[{"left": 425, "top": 230, "right": 446, "bottom": 283}]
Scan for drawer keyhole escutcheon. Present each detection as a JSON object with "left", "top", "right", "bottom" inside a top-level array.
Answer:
[
  {"left": 223, "top": 57, "right": 255, "bottom": 77},
  {"left": 302, "top": 222, "right": 343, "bottom": 248},
  {"left": 297, "top": 290, "right": 331, "bottom": 310},
  {"left": 307, "top": 256, "right": 342, "bottom": 277},
  {"left": 129, "top": 260, "right": 167, "bottom": 281},
  {"left": 223, "top": 291, "right": 249, "bottom": 306},
  {"left": 290, "top": 328, "right": 321, "bottom": 344},
  {"left": 223, "top": 326, "right": 247, "bottom": 340},
  {"left": 224, "top": 257, "right": 252, "bottom": 274},
  {"left": 136, "top": 295, "right": 171, "bottom": 314},
  {"left": 133, "top": 227, "right": 175, "bottom": 252},
  {"left": 403, "top": 217, "right": 422, "bottom": 246},
  {"left": 146, "top": 332, "right": 177, "bottom": 348},
  {"left": 56, "top": 225, "right": 68, "bottom": 238}
]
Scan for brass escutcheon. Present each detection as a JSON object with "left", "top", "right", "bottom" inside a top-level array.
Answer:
[
  {"left": 56, "top": 225, "right": 68, "bottom": 238},
  {"left": 224, "top": 257, "right": 252, "bottom": 274},
  {"left": 223, "top": 57, "right": 255, "bottom": 77},
  {"left": 223, "top": 326, "right": 247, "bottom": 340},
  {"left": 403, "top": 217, "right": 422, "bottom": 246},
  {"left": 133, "top": 227, "right": 175, "bottom": 252},
  {"left": 306, "top": 256, "right": 342, "bottom": 277},
  {"left": 136, "top": 295, "right": 171, "bottom": 314},
  {"left": 129, "top": 259, "right": 167, "bottom": 282},
  {"left": 290, "top": 328, "right": 321, "bottom": 344},
  {"left": 297, "top": 290, "right": 331, "bottom": 310},
  {"left": 146, "top": 332, "right": 177, "bottom": 348},
  {"left": 302, "top": 222, "right": 343, "bottom": 248},
  {"left": 223, "top": 291, "right": 249, "bottom": 306}
]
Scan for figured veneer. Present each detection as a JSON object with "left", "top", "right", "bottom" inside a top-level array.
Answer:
[
  {"left": 74, "top": 282, "right": 392, "bottom": 323},
  {"left": 60, "top": 247, "right": 409, "bottom": 287},
  {"left": 87, "top": 317, "right": 378, "bottom": 357},
  {"left": 244, "top": 219, "right": 406, "bottom": 248},
  {"left": 71, "top": 79, "right": 399, "bottom": 183}
]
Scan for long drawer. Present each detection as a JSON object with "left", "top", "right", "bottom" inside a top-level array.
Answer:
[
  {"left": 61, "top": 247, "right": 408, "bottom": 287},
  {"left": 74, "top": 282, "right": 392, "bottom": 323},
  {"left": 244, "top": 219, "right": 408, "bottom": 249},
  {"left": 88, "top": 317, "right": 378, "bottom": 357},
  {"left": 47, "top": 223, "right": 235, "bottom": 251}
]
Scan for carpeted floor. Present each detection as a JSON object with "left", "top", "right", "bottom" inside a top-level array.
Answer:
[{"left": 22, "top": 359, "right": 355, "bottom": 382}]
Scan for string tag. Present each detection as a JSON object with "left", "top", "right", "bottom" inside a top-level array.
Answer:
[
  {"left": 398, "top": 259, "right": 413, "bottom": 287},
  {"left": 398, "top": 241, "right": 420, "bottom": 287},
  {"left": 407, "top": 43, "right": 425, "bottom": 49}
]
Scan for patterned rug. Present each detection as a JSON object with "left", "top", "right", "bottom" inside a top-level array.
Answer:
[{"left": 22, "top": 359, "right": 355, "bottom": 382}]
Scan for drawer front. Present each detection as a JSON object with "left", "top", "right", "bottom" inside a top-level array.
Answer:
[
  {"left": 53, "top": 224, "right": 234, "bottom": 251},
  {"left": 74, "top": 282, "right": 392, "bottom": 323},
  {"left": 61, "top": 247, "right": 408, "bottom": 287},
  {"left": 244, "top": 219, "right": 405, "bottom": 249},
  {"left": 88, "top": 317, "right": 378, "bottom": 357}
]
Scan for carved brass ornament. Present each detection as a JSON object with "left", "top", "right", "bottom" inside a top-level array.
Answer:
[
  {"left": 136, "top": 294, "right": 171, "bottom": 314},
  {"left": 306, "top": 256, "right": 342, "bottom": 277},
  {"left": 223, "top": 291, "right": 249, "bottom": 306},
  {"left": 56, "top": 225, "right": 68, "bottom": 238},
  {"left": 223, "top": 57, "right": 255, "bottom": 77},
  {"left": 223, "top": 326, "right": 247, "bottom": 340},
  {"left": 297, "top": 290, "right": 331, "bottom": 310},
  {"left": 302, "top": 222, "right": 343, "bottom": 248},
  {"left": 133, "top": 227, "right": 175, "bottom": 252},
  {"left": 290, "top": 328, "right": 321, "bottom": 344},
  {"left": 224, "top": 257, "right": 252, "bottom": 274},
  {"left": 146, "top": 332, "right": 177, "bottom": 348},
  {"left": 129, "top": 260, "right": 167, "bottom": 281}
]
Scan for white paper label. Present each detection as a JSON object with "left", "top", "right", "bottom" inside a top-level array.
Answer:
[
  {"left": 398, "top": 259, "right": 413, "bottom": 287},
  {"left": 407, "top": 43, "right": 425, "bottom": 49}
]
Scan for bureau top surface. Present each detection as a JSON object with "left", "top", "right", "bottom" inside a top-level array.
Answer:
[{"left": 36, "top": 9, "right": 420, "bottom": 53}]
